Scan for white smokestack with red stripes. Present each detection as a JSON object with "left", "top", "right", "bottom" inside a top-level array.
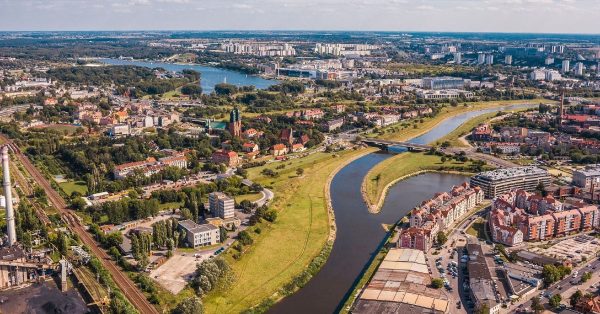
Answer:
[{"left": 2, "top": 146, "right": 16, "bottom": 246}]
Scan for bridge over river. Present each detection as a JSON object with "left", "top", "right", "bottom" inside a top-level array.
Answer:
[{"left": 361, "top": 138, "right": 432, "bottom": 151}]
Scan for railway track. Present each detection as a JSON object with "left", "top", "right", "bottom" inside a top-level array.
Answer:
[{"left": 1, "top": 136, "right": 158, "bottom": 314}]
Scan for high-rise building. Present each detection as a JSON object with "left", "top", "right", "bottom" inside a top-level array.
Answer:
[
  {"left": 228, "top": 107, "right": 242, "bottom": 138},
  {"left": 545, "top": 57, "right": 555, "bottom": 65},
  {"left": 208, "top": 192, "right": 235, "bottom": 219},
  {"left": 504, "top": 55, "right": 512, "bottom": 65},
  {"left": 477, "top": 53, "right": 486, "bottom": 65},
  {"left": 453, "top": 52, "right": 462, "bottom": 64},
  {"left": 485, "top": 54, "right": 494, "bottom": 65},
  {"left": 561, "top": 60, "right": 570, "bottom": 73},
  {"left": 574, "top": 62, "right": 584, "bottom": 76}
]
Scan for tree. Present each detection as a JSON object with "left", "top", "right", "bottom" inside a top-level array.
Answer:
[
  {"left": 436, "top": 232, "right": 447, "bottom": 245},
  {"left": 214, "top": 83, "right": 237, "bottom": 96},
  {"left": 431, "top": 278, "right": 444, "bottom": 289},
  {"left": 570, "top": 290, "right": 583, "bottom": 307},
  {"left": 536, "top": 182, "right": 548, "bottom": 197},
  {"left": 172, "top": 297, "right": 204, "bottom": 314},
  {"left": 296, "top": 168, "right": 304, "bottom": 176},
  {"left": 181, "top": 84, "right": 202, "bottom": 98},
  {"left": 531, "top": 296, "right": 544, "bottom": 314},
  {"left": 549, "top": 294, "right": 562, "bottom": 309},
  {"left": 582, "top": 272, "right": 592, "bottom": 283}
]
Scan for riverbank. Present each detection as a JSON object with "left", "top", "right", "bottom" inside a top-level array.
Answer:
[
  {"left": 434, "top": 106, "right": 533, "bottom": 148},
  {"left": 372, "top": 99, "right": 548, "bottom": 142},
  {"left": 362, "top": 152, "right": 486, "bottom": 213},
  {"left": 203, "top": 147, "right": 376, "bottom": 313}
]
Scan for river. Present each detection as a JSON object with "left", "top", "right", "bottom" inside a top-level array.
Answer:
[
  {"left": 269, "top": 103, "right": 536, "bottom": 314},
  {"left": 99, "top": 59, "right": 277, "bottom": 93}
]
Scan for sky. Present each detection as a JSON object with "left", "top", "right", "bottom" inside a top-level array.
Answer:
[{"left": 0, "top": 0, "right": 599, "bottom": 34}]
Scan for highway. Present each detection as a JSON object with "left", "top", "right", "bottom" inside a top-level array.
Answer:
[{"left": 1, "top": 136, "right": 159, "bottom": 314}]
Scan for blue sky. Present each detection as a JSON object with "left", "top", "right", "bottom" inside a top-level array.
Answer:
[{"left": 1, "top": 0, "right": 599, "bottom": 33}]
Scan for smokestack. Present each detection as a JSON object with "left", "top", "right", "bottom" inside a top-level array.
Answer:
[
  {"left": 2, "top": 146, "right": 16, "bottom": 246},
  {"left": 559, "top": 91, "right": 565, "bottom": 125}
]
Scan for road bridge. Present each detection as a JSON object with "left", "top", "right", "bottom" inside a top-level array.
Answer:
[{"left": 361, "top": 138, "right": 432, "bottom": 152}]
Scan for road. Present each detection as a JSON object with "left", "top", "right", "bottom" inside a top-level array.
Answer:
[
  {"left": 1, "top": 136, "right": 159, "bottom": 314},
  {"left": 254, "top": 188, "right": 274, "bottom": 207},
  {"left": 513, "top": 257, "right": 600, "bottom": 312}
]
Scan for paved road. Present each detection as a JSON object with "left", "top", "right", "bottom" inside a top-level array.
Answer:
[
  {"left": 513, "top": 258, "right": 600, "bottom": 312},
  {"left": 254, "top": 188, "right": 274, "bottom": 207},
  {"left": 2, "top": 137, "right": 159, "bottom": 314}
]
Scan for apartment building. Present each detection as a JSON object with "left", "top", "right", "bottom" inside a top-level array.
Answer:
[
  {"left": 489, "top": 189, "right": 599, "bottom": 246},
  {"left": 573, "top": 165, "right": 600, "bottom": 188},
  {"left": 470, "top": 166, "right": 551, "bottom": 198},
  {"left": 399, "top": 182, "right": 484, "bottom": 252}
]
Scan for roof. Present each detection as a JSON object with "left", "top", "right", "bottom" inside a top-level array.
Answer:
[
  {"left": 178, "top": 219, "right": 218, "bottom": 234},
  {"left": 472, "top": 166, "right": 549, "bottom": 182}
]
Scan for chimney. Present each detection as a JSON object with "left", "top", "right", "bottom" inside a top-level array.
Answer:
[
  {"left": 559, "top": 91, "right": 565, "bottom": 125},
  {"left": 2, "top": 146, "right": 16, "bottom": 246}
]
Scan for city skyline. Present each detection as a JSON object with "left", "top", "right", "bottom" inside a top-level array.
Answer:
[{"left": 1, "top": 0, "right": 600, "bottom": 34}]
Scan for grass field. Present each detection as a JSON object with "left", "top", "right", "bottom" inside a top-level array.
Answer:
[
  {"left": 466, "top": 218, "right": 486, "bottom": 239},
  {"left": 234, "top": 193, "right": 263, "bottom": 203},
  {"left": 434, "top": 106, "right": 533, "bottom": 148},
  {"left": 203, "top": 147, "right": 376, "bottom": 313},
  {"left": 371, "top": 99, "right": 548, "bottom": 142},
  {"left": 58, "top": 180, "right": 88, "bottom": 196},
  {"left": 362, "top": 152, "right": 486, "bottom": 212}
]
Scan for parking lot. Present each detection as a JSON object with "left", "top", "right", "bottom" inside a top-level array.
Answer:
[
  {"left": 529, "top": 234, "right": 600, "bottom": 263},
  {"left": 149, "top": 250, "right": 215, "bottom": 294}
]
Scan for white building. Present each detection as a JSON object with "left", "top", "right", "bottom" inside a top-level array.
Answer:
[
  {"left": 208, "top": 192, "right": 235, "bottom": 219},
  {"left": 561, "top": 60, "right": 570, "bottom": 73},
  {"left": 477, "top": 53, "right": 486, "bottom": 65},
  {"left": 574, "top": 62, "right": 584, "bottom": 76},
  {"left": 504, "top": 55, "right": 512, "bottom": 65},
  {"left": 545, "top": 57, "right": 555, "bottom": 65},
  {"left": 417, "top": 89, "right": 474, "bottom": 99},
  {"left": 453, "top": 52, "right": 462, "bottom": 64},
  {"left": 485, "top": 54, "right": 494, "bottom": 65},
  {"left": 178, "top": 220, "right": 220, "bottom": 247},
  {"left": 529, "top": 70, "right": 546, "bottom": 81}
]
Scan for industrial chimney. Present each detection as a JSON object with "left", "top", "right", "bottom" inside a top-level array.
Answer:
[{"left": 2, "top": 146, "right": 16, "bottom": 246}]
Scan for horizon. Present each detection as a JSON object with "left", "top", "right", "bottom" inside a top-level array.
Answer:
[{"left": 2, "top": 0, "right": 600, "bottom": 34}]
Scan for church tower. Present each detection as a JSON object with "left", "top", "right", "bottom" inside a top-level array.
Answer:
[{"left": 229, "top": 107, "right": 242, "bottom": 138}]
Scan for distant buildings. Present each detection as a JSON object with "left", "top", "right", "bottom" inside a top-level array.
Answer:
[
  {"left": 416, "top": 89, "right": 474, "bottom": 100},
  {"left": 485, "top": 54, "right": 494, "bottom": 65},
  {"left": 478, "top": 53, "right": 486, "bottom": 65},
  {"left": 178, "top": 219, "right": 220, "bottom": 247},
  {"left": 470, "top": 166, "right": 551, "bottom": 198},
  {"left": 421, "top": 76, "right": 466, "bottom": 90},
  {"left": 561, "top": 59, "right": 570, "bottom": 73},
  {"left": 453, "top": 52, "right": 462, "bottom": 64},
  {"left": 489, "top": 189, "right": 600, "bottom": 246},
  {"left": 504, "top": 55, "right": 512, "bottom": 65},
  {"left": 574, "top": 62, "right": 585, "bottom": 76},
  {"left": 208, "top": 192, "right": 235, "bottom": 219},
  {"left": 221, "top": 42, "right": 296, "bottom": 56},
  {"left": 314, "top": 43, "right": 380, "bottom": 56}
]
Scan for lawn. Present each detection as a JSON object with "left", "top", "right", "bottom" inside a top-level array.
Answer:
[
  {"left": 434, "top": 106, "right": 532, "bottom": 148},
  {"left": 58, "top": 180, "right": 88, "bottom": 196},
  {"left": 234, "top": 193, "right": 263, "bottom": 204},
  {"left": 466, "top": 218, "right": 486, "bottom": 240},
  {"left": 371, "top": 99, "right": 548, "bottom": 142},
  {"left": 203, "top": 147, "right": 375, "bottom": 313},
  {"left": 158, "top": 201, "right": 183, "bottom": 210},
  {"left": 363, "top": 152, "right": 488, "bottom": 213}
]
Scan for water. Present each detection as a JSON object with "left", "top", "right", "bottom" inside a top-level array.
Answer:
[
  {"left": 270, "top": 103, "right": 536, "bottom": 314},
  {"left": 99, "top": 58, "right": 278, "bottom": 93}
]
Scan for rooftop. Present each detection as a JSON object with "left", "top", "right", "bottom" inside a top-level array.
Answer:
[
  {"left": 472, "top": 166, "right": 549, "bottom": 182},
  {"left": 178, "top": 219, "right": 218, "bottom": 234}
]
